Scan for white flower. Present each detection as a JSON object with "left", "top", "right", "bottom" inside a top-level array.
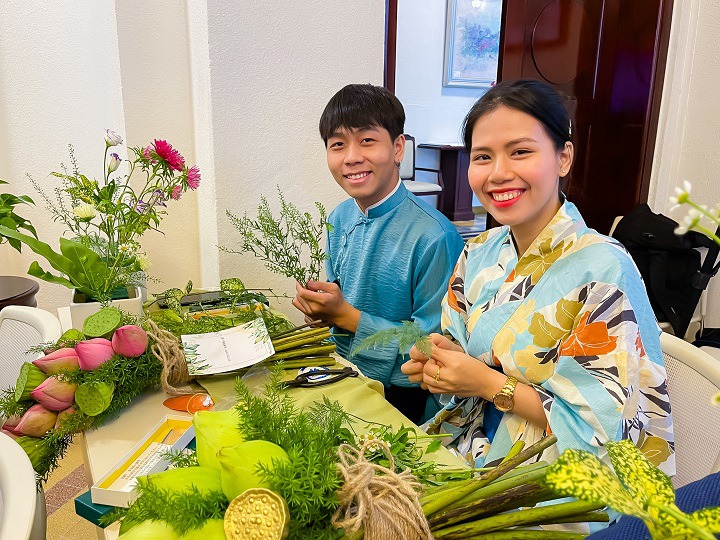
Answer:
[
  {"left": 107, "top": 152, "right": 121, "bottom": 173},
  {"left": 104, "top": 129, "right": 123, "bottom": 147},
  {"left": 669, "top": 180, "right": 693, "bottom": 206},
  {"left": 675, "top": 209, "right": 701, "bottom": 235},
  {"left": 118, "top": 243, "right": 134, "bottom": 254},
  {"left": 72, "top": 203, "right": 96, "bottom": 221},
  {"left": 136, "top": 253, "right": 151, "bottom": 270}
]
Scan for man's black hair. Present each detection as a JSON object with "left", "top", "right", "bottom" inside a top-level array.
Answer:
[{"left": 319, "top": 84, "right": 405, "bottom": 145}]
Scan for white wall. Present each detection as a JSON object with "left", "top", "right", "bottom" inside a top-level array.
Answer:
[
  {"left": 204, "top": 1, "right": 385, "bottom": 322},
  {"left": 0, "top": 0, "right": 127, "bottom": 310},
  {"left": 649, "top": 0, "right": 720, "bottom": 327},
  {"left": 395, "top": 0, "right": 493, "bottom": 208},
  {"left": 1, "top": 1, "right": 385, "bottom": 325}
]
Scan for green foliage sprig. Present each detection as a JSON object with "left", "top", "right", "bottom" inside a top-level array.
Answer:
[
  {"left": 351, "top": 320, "right": 431, "bottom": 357},
  {"left": 0, "top": 179, "right": 36, "bottom": 251},
  {"left": 545, "top": 439, "right": 720, "bottom": 539},
  {"left": 103, "top": 484, "right": 228, "bottom": 534},
  {"left": 235, "top": 367, "right": 349, "bottom": 539},
  {"left": 224, "top": 187, "right": 330, "bottom": 285}
]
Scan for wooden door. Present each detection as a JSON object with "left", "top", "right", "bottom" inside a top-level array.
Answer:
[{"left": 498, "top": 0, "right": 673, "bottom": 233}]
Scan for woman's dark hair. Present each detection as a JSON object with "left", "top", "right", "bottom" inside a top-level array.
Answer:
[
  {"left": 319, "top": 84, "right": 405, "bottom": 145},
  {"left": 462, "top": 79, "right": 571, "bottom": 153}
]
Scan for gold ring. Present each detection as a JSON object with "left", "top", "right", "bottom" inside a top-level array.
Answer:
[{"left": 434, "top": 366, "right": 442, "bottom": 384}]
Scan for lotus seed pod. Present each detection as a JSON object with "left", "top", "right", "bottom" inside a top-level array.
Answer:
[
  {"left": 14, "top": 363, "right": 48, "bottom": 402},
  {"left": 224, "top": 488, "right": 289, "bottom": 540},
  {"left": 75, "top": 381, "right": 115, "bottom": 416},
  {"left": 82, "top": 307, "right": 122, "bottom": 338}
]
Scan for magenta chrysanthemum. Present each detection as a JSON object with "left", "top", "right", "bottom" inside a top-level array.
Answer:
[
  {"left": 186, "top": 165, "right": 201, "bottom": 190},
  {"left": 153, "top": 139, "right": 185, "bottom": 171},
  {"left": 171, "top": 185, "right": 182, "bottom": 200}
]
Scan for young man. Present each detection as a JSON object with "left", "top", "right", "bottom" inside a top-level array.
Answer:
[{"left": 293, "top": 84, "right": 464, "bottom": 423}]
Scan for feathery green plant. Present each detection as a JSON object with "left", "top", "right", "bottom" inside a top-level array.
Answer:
[
  {"left": 224, "top": 187, "right": 330, "bottom": 285},
  {"left": 351, "top": 320, "right": 431, "bottom": 357}
]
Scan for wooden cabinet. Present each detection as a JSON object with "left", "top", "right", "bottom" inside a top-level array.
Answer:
[{"left": 418, "top": 143, "right": 475, "bottom": 222}]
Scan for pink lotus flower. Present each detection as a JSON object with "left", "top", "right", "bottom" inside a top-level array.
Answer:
[
  {"left": 111, "top": 325, "right": 148, "bottom": 357},
  {"left": 2, "top": 415, "right": 22, "bottom": 435},
  {"left": 55, "top": 407, "right": 75, "bottom": 430},
  {"left": 30, "top": 377, "right": 78, "bottom": 411},
  {"left": 33, "top": 348, "right": 80, "bottom": 374},
  {"left": 186, "top": 165, "right": 201, "bottom": 190},
  {"left": 153, "top": 139, "right": 185, "bottom": 171},
  {"left": 75, "top": 338, "right": 115, "bottom": 371},
  {"left": 14, "top": 404, "right": 57, "bottom": 437}
]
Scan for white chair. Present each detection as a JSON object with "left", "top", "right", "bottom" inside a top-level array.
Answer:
[
  {"left": 0, "top": 306, "right": 60, "bottom": 540},
  {"left": 0, "top": 432, "right": 38, "bottom": 540},
  {"left": 400, "top": 135, "right": 444, "bottom": 199},
  {"left": 660, "top": 331, "right": 720, "bottom": 488},
  {"left": 0, "top": 305, "right": 62, "bottom": 392}
]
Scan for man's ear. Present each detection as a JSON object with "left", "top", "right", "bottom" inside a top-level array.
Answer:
[{"left": 394, "top": 134, "right": 406, "bottom": 165}]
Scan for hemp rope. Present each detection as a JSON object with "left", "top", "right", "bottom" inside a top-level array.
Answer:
[
  {"left": 146, "top": 320, "right": 194, "bottom": 396},
  {"left": 332, "top": 440, "right": 434, "bottom": 540}
]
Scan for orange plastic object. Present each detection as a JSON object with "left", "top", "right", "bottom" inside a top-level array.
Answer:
[{"left": 163, "top": 393, "right": 214, "bottom": 413}]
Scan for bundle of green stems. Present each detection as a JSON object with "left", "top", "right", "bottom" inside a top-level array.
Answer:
[
  {"left": 260, "top": 323, "right": 337, "bottom": 369},
  {"left": 418, "top": 435, "right": 608, "bottom": 539}
]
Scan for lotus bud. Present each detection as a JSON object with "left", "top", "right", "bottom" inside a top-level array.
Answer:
[
  {"left": 104, "top": 129, "right": 123, "bottom": 147},
  {"left": 54, "top": 407, "right": 76, "bottom": 430},
  {"left": 14, "top": 404, "right": 57, "bottom": 437},
  {"left": 117, "top": 520, "right": 179, "bottom": 540},
  {"left": 33, "top": 347, "right": 80, "bottom": 374},
  {"left": 75, "top": 338, "right": 115, "bottom": 370},
  {"left": 111, "top": 325, "right": 148, "bottom": 357},
  {"left": 2, "top": 415, "right": 22, "bottom": 434},
  {"left": 192, "top": 408, "right": 245, "bottom": 471},
  {"left": 30, "top": 377, "right": 77, "bottom": 411},
  {"left": 108, "top": 152, "right": 121, "bottom": 173}
]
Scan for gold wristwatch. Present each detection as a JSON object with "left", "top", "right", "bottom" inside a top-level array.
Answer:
[{"left": 492, "top": 376, "right": 518, "bottom": 413}]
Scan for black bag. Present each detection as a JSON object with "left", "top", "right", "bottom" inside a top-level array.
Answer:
[{"left": 612, "top": 204, "right": 720, "bottom": 338}]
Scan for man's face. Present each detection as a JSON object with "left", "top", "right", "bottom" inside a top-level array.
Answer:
[{"left": 326, "top": 126, "right": 405, "bottom": 211}]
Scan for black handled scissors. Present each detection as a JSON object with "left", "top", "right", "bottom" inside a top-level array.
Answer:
[{"left": 281, "top": 366, "right": 358, "bottom": 388}]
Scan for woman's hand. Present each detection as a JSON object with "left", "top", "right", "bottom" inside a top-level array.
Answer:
[
  {"left": 420, "top": 347, "right": 489, "bottom": 397},
  {"left": 402, "top": 333, "right": 464, "bottom": 386}
]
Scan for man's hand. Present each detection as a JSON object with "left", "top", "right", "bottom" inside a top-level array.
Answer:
[{"left": 292, "top": 280, "right": 361, "bottom": 332}]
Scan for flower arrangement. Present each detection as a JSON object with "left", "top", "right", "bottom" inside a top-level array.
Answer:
[
  {"left": 0, "top": 130, "right": 200, "bottom": 302},
  {"left": 0, "top": 307, "right": 162, "bottom": 480}
]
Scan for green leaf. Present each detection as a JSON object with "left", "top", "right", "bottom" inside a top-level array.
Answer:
[
  {"left": 425, "top": 439, "right": 442, "bottom": 454},
  {"left": 689, "top": 506, "right": 720, "bottom": 533},
  {"left": 58, "top": 238, "right": 109, "bottom": 296},
  {"left": 0, "top": 225, "right": 71, "bottom": 273},
  {"left": 27, "top": 261, "right": 82, "bottom": 291},
  {"left": 544, "top": 448, "right": 649, "bottom": 519},
  {"left": 607, "top": 439, "right": 675, "bottom": 507},
  {"left": 351, "top": 320, "right": 429, "bottom": 357}
]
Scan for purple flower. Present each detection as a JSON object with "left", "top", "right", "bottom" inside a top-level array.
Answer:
[
  {"left": 108, "top": 152, "right": 121, "bottom": 173},
  {"left": 152, "top": 189, "right": 167, "bottom": 207},
  {"left": 134, "top": 200, "right": 149, "bottom": 214}
]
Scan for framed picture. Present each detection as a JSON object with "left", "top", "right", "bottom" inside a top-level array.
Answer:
[{"left": 443, "top": 0, "right": 503, "bottom": 88}]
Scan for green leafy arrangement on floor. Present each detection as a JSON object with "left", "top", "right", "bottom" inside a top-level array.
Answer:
[{"left": 223, "top": 187, "right": 331, "bottom": 285}]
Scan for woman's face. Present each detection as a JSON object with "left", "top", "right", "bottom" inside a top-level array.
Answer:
[{"left": 468, "top": 105, "right": 573, "bottom": 244}]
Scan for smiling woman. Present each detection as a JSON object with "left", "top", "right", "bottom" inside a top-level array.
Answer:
[{"left": 401, "top": 79, "right": 675, "bottom": 533}]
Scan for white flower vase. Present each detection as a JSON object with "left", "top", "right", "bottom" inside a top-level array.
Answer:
[{"left": 68, "top": 286, "right": 144, "bottom": 330}]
